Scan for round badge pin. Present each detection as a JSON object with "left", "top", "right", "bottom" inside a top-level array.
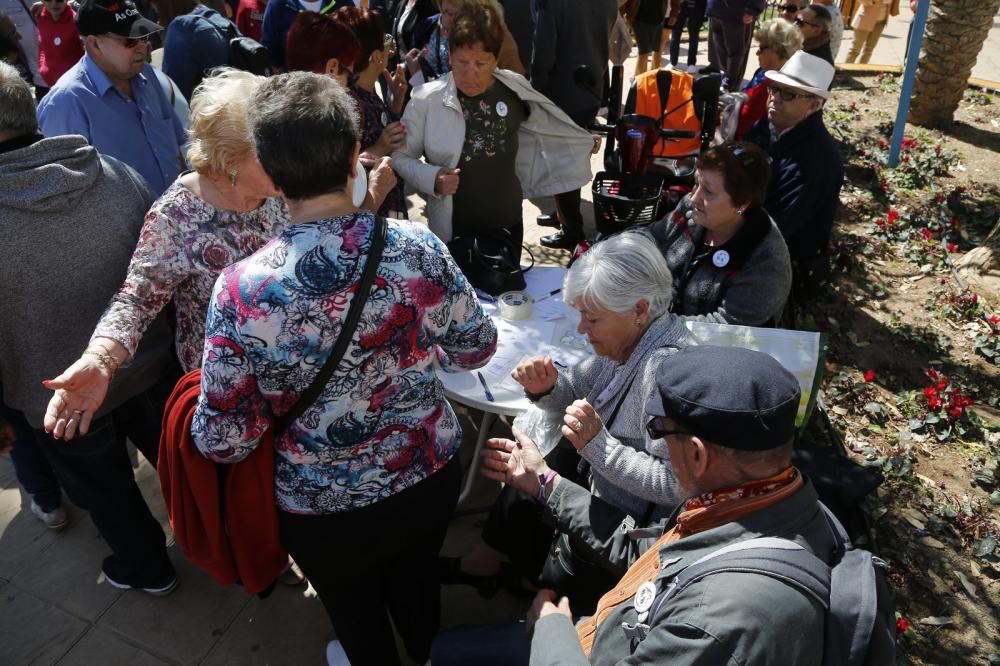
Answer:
[
  {"left": 712, "top": 249, "right": 731, "bottom": 268},
  {"left": 381, "top": 111, "right": 389, "bottom": 126},
  {"left": 496, "top": 101, "right": 508, "bottom": 118},
  {"left": 633, "top": 581, "right": 657, "bottom": 614},
  {"left": 54, "top": 36, "right": 62, "bottom": 46}
]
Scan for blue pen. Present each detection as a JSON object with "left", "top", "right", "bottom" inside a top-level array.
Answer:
[
  {"left": 477, "top": 371, "right": 495, "bottom": 402},
  {"left": 534, "top": 288, "right": 562, "bottom": 303}
]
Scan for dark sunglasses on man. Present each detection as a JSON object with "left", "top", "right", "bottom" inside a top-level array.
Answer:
[
  {"left": 778, "top": 4, "right": 799, "bottom": 11},
  {"left": 794, "top": 16, "right": 820, "bottom": 28},
  {"left": 768, "top": 83, "right": 815, "bottom": 102},
  {"left": 645, "top": 418, "right": 690, "bottom": 442}
]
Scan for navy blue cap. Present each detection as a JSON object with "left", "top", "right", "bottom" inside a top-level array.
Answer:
[{"left": 645, "top": 346, "right": 800, "bottom": 450}]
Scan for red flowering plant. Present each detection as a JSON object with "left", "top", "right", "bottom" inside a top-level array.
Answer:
[
  {"left": 935, "top": 288, "right": 984, "bottom": 323},
  {"left": 824, "top": 371, "right": 888, "bottom": 428},
  {"left": 974, "top": 313, "right": 1000, "bottom": 365},
  {"left": 859, "top": 124, "right": 960, "bottom": 192},
  {"left": 897, "top": 369, "right": 980, "bottom": 442}
]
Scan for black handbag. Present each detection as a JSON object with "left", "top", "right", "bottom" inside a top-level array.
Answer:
[{"left": 448, "top": 230, "right": 534, "bottom": 296}]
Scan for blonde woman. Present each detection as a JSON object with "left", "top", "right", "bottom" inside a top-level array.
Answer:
[
  {"left": 846, "top": 0, "right": 899, "bottom": 64},
  {"left": 736, "top": 18, "right": 802, "bottom": 138},
  {"left": 43, "top": 68, "right": 290, "bottom": 438}
]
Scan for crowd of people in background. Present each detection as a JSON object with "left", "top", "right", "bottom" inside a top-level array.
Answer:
[{"left": 0, "top": 0, "right": 885, "bottom": 663}]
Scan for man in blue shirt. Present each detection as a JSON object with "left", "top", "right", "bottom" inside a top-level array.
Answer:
[{"left": 37, "top": 0, "right": 185, "bottom": 195}]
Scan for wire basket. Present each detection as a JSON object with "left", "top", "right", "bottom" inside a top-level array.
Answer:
[{"left": 592, "top": 172, "right": 664, "bottom": 235}]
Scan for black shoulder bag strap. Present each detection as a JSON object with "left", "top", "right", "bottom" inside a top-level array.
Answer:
[{"left": 272, "top": 215, "right": 388, "bottom": 436}]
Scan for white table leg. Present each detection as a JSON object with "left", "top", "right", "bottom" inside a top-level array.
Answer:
[{"left": 457, "top": 410, "right": 498, "bottom": 505}]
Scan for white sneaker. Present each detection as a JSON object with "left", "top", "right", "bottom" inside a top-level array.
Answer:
[
  {"left": 326, "top": 640, "right": 351, "bottom": 666},
  {"left": 30, "top": 500, "right": 68, "bottom": 531}
]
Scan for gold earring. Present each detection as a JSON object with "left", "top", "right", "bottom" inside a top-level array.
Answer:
[
  {"left": 230, "top": 172, "right": 238, "bottom": 187},
  {"left": 635, "top": 319, "right": 642, "bottom": 326}
]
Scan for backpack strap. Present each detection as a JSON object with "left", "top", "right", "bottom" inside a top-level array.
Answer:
[{"left": 651, "top": 536, "right": 832, "bottom": 627}]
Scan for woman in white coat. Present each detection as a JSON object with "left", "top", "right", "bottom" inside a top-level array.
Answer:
[{"left": 392, "top": 2, "right": 593, "bottom": 256}]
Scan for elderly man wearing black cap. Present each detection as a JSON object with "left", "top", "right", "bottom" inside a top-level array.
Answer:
[
  {"left": 36, "top": 0, "right": 185, "bottom": 195},
  {"left": 440, "top": 345, "right": 833, "bottom": 665}
]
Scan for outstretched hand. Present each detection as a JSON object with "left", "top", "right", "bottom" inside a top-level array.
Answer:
[
  {"left": 480, "top": 426, "right": 551, "bottom": 496},
  {"left": 42, "top": 356, "right": 111, "bottom": 440}
]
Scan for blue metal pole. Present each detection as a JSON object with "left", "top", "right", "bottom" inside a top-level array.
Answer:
[{"left": 888, "top": 0, "right": 931, "bottom": 167}]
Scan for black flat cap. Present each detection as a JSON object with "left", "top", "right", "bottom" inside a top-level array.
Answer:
[{"left": 645, "top": 346, "right": 800, "bottom": 450}]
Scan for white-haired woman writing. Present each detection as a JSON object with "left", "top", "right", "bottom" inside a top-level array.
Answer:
[{"left": 441, "top": 231, "right": 689, "bottom": 613}]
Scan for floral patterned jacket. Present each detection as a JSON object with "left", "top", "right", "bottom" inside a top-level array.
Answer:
[
  {"left": 91, "top": 180, "right": 290, "bottom": 371},
  {"left": 190, "top": 212, "right": 498, "bottom": 514}
]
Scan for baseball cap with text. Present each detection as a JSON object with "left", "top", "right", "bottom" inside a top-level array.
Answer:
[{"left": 76, "top": 0, "right": 162, "bottom": 38}]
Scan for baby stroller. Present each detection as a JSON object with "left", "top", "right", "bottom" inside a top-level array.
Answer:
[{"left": 589, "top": 63, "right": 722, "bottom": 237}]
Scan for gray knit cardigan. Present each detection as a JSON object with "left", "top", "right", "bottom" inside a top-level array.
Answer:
[{"left": 513, "top": 314, "right": 689, "bottom": 519}]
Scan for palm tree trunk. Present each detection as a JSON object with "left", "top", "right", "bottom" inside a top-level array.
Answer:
[{"left": 908, "top": 0, "right": 1000, "bottom": 128}]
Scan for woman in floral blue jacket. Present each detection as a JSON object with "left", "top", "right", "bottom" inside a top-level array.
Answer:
[{"left": 190, "top": 70, "right": 497, "bottom": 666}]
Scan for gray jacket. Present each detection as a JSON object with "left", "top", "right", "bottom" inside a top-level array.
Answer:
[
  {"left": 531, "top": 478, "right": 833, "bottom": 665},
  {"left": 0, "top": 134, "right": 172, "bottom": 427},
  {"left": 523, "top": 314, "right": 688, "bottom": 518},
  {"left": 646, "top": 196, "right": 792, "bottom": 326}
]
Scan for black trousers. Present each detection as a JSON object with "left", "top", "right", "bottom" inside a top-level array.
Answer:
[
  {"left": 279, "top": 456, "right": 462, "bottom": 666},
  {"left": 31, "top": 365, "right": 178, "bottom": 585}
]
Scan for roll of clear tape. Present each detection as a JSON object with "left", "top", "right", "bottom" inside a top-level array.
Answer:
[{"left": 499, "top": 291, "right": 533, "bottom": 321}]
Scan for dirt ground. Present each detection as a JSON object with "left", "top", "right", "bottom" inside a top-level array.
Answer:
[{"left": 814, "top": 72, "right": 1000, "bottom": 664}]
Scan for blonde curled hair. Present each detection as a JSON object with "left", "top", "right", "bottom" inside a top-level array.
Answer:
[{"left": 185, "top": 68, "right": 265, "bottom": 178}]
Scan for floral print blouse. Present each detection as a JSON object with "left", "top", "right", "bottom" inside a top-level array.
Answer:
[
  {"left": 191, "top": 211, "right": 498, "bottom": 514},
  {"left": 91, "top": 179, "right": 290, "bottom": 372}
]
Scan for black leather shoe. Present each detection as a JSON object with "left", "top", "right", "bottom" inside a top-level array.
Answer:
[
  {"left": 536, "top": 214, "right": 559, "bottom": 228},
  {"left": 540, "top": 230, "right": 584, "bottom": 250}
]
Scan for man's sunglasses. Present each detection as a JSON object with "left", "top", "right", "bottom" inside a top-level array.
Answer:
[
  {"left": 645, "top": 419, "right": 691, "bottom": 441},
  {"left": 768, "top": 84, "right": 815, "bottom": 101},
  {"left": 778, "top": 4, "right": 799, "bottom": 11},
  {"left": 794, "top": 16, "right": 820, "bottom": 28},
  {"left": 103, "top": 33, "right": 150, "bottom": 48}
]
